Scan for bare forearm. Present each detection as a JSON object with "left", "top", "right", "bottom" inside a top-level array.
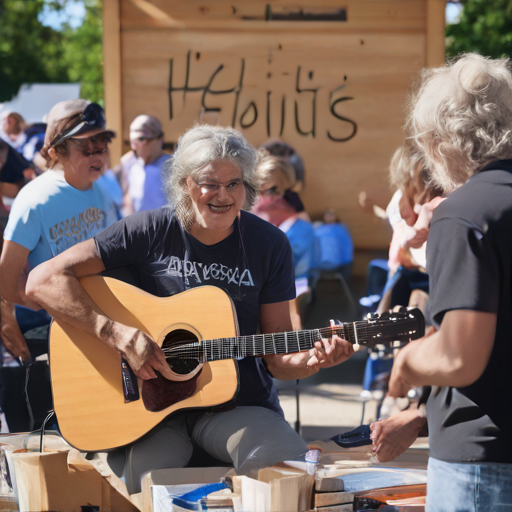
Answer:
[
  {"left": 397, "top": 311, "right": 496, "bottom": 388},
  {"left": 27, "top": 267, "right": 114, "bottom": 345},
  {"left": 263, "top": 353, "right": 319, "bottom": 380}
]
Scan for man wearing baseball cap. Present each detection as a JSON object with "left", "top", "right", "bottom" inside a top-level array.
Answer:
[{"left": 121, "top": 114, "right": 170, "bottom": 214}]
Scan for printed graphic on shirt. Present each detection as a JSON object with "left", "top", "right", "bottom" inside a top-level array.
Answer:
[
  {"left": 153, "top": 255, "right": 255, "bottom": 287},
  {"left": 48, "top": 207, "right": 107, "bottom": 256}
]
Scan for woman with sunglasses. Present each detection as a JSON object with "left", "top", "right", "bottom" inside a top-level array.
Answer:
[{"left": 0, "top": 99, "right": 118, "bottom": 367}]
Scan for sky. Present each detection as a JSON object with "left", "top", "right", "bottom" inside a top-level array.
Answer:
[
  {"left": 446, "top": 2, "right": 464, "bottom": 24},
  {"left": 38, "top": 1, "right": 464, "bottom": 31},
  {"left": 39, "top": 0, "right": 86, "bottom": 30}
]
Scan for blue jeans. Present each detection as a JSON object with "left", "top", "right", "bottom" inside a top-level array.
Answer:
[{"left": 427, "top": 457, "right": 512, "bottom": 511}]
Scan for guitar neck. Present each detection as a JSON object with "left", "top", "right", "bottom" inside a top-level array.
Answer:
[
  {"left": 201, "top": 324, "right": 366, "bottom": 361},
  {"left": 164, "top": 310, "right": 424, "bottom": 363}
]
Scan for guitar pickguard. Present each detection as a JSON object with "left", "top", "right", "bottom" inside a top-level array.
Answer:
[{"left": 141, "top": 369, "right": 203, "bottom": 412}]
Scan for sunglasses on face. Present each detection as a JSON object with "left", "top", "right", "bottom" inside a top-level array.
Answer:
[
  {"left": 68, "top": 133, "right": 113, "bottom": 156},
  {"left": 50, "top": 103, "right": 108, "bottom": 148}
]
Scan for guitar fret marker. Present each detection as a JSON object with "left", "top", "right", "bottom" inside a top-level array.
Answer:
[{"left": 352, "top": 322, "right": 359, "bottom": 347}]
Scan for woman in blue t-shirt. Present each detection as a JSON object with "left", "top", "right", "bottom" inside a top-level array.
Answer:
[{"left": 0, "top": 100, "right": 118, "bottom": 362}]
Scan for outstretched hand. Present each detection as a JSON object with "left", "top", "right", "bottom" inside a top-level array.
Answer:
[{"left": 370, "top": 407, "right": 427, "bottom": 462}]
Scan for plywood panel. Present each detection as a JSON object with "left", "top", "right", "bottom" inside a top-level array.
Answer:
[
  {"left": 426, "top": 0, "right": 445, "bottom": 67},
  {"left": 107, "top": 0, "right": 444, "bottom": 249},
  {"left": 121, "top": 0, "right": 426, "bottom": 31}
]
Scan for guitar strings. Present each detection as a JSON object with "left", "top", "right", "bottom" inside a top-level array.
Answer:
[
  {"left": 161, "top": 322, "right": 418, "bottom": 361},
  {"left": 161, "top": 324, "right": 416, "bottom": 354}
]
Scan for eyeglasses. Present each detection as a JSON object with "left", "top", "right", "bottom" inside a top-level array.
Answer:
[
  {"left": 260, "top": 185, "right": 279, "bottom": 196},
  {"left": 50, "top": 103, "right": 108, "bottom": 148},
  {"left": 133, "top": 133, "right": 163, "bottom": 143},
  {"left": 68, "top": 132, "right": 113, "bottom": 156},
  {"left": 194, "top": 179, "right": 245, "bottom": 194}
]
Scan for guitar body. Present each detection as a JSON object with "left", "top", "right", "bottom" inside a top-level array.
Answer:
[{"left": 50, "top": 276, "right": 239, "bottom": 452}]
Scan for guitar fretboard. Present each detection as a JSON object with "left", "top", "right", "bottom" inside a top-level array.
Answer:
[
  {"left": 165, "top": 326, "right": 353, "bottom": 362},
  {"left": 162, "top": 312, "right": 423, "bottom": 363},
  {"left": 202, "top": 329, "right": 322, "bottom": 361}
]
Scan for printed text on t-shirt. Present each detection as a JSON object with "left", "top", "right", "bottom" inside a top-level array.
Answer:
[
  {"left": 48, "top": 207, "right": 107, "bottom": 255},
  {"left": 164, "top": 256, "right": 254, "bottom": 286}
]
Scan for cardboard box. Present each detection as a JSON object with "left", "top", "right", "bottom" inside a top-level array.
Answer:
[{"left": 141, "top": 467, "right": 233, "bottom": 512}]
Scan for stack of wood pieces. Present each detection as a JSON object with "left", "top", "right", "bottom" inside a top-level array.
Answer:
[
  {"left": 141, "top": 458, "right": 428, "bottom": 511},
  {"left": 313, "top": 472, "right": 353, "bottom": 512}
]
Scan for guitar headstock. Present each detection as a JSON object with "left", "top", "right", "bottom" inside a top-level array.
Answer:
[{"left": 344, "top": 307, "right": 425, "bottom": 348}]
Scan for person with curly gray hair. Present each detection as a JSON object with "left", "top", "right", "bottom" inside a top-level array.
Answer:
[
  {"left": 25, "top": 124, "right": 353, "bottom": 493},
  {"left": 388, "top": 53, "right": 512, "bottom": 510}
]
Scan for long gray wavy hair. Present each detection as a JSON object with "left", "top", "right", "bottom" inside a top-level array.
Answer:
[
  {"left": 407, "top": 53, "right": 512, "bottom": 193},
  {"left": 163, "top": 125, "right": 259, "bottom": 230}
]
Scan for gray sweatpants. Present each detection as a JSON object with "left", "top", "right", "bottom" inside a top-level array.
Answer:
[{"left": 107, "top": 406, "right": 308, "bottom": 494}]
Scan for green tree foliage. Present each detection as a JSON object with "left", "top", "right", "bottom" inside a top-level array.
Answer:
[
  {"left": 61, "top": 0, "right": 103, "bottom": 104},
  {"left": 0, "top": 0, "right": 68, "bottom": 102},
  {"left": 446, "top": 0, "right": 512, "bottom": 60},
  {"left": 0, "top": 0, "right": 103, "bottom": 104}
]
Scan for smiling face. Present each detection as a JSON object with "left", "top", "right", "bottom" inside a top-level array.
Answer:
[
  {"left": 59, "top": 136, "right": 110, "bottom": 191},
  {"left": 185, "top": 159, "right": 246, "bottom": 244}
]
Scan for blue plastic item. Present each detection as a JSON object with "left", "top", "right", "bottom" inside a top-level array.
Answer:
[
  {"left": 172, "top": 482, "right": 228, "bottom": 511},
  {"left": 331, "top": 424, "right": 373, "bottom": 448}
]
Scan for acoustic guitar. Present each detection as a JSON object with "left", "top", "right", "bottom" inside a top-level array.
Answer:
[{"left": 49, "top": 276, "right": 425, "bottom": 451}]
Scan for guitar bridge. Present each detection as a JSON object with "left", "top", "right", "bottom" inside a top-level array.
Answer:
[{"left": 121, "top": 358, "right": 140, "bottom": 403}]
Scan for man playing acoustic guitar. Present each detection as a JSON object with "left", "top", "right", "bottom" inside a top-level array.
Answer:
[{"left": 26, "top": 125, "right": 354, "bottom": 494}]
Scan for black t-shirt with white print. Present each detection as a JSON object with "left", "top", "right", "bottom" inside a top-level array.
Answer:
[
  {"left": 426, "top": 160, "right": 512, "bottom": 464},
  {"left": 94, "top": 208, "right": 296, "bottom": 414}
]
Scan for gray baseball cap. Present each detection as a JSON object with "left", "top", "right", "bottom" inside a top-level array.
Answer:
[{"left": 130, "top": 115, "right": 163, "bottom": 140}]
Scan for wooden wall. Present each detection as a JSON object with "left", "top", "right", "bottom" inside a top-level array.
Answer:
[{"left": 103, "top": 0, "right": 445, "bottom": 249}]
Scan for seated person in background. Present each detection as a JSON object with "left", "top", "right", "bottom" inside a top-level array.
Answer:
[
  {"left": 260, "top": 138, "right": 310, "bottom": 222},
  {"left": 25, "top": 125, "right": 354, "bottom": 493},
  {"left": 0, "top": 99, "right": 118, "bottom": 364},
  {"left": 121, "top": 115, "right": 170, "bottom": 215},
  {"left": 259, "top": 138, "right": 305, "bottom": 189},
  {"left": 376, "top": 142, "right": 443, "bottom": 314},
  {"left": 0, "top": 140, "right": 29, "bottom": 230},
  {"left": 314, "top": 208, "right": 353, "bottom": 282},
  {"left": 362, "top": 143, "right": 444, "bottom": 425},
  {"left": 0, "top": 112, "right": 26, "bottom": 152},
  {"left": 22, "top": 122, "right": 47, "bottom": 164},
  {"left": 252, "top": 153, "right": 318, "bottom": 328},
  {"left": 253, "top": 153, "right": 319, "bottom": 282}
]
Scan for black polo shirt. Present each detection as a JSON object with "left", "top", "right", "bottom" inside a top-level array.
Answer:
[{"left": 426, "top": 160, "right": 512, "bottom": 463}]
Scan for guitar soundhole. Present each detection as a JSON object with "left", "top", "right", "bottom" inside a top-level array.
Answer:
[{"left": 162, "top": 329, "right": 201, "bottom": 375}]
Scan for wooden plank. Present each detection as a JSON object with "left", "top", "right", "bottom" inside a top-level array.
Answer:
[
  {"left": 426, "top": 0, "right": 445, "bottom": 67},
  {"left": 121, "top": 0, "right": 426, "bottom": 31},
  {"left": 315, "top": 491, "right": 355, "bottom": 507},
  {"left": 103, "top": 0, "right": 123, "bottom": 166},
  {"left": 314, "top": 505, "right": 353, "bottom": 512}
]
